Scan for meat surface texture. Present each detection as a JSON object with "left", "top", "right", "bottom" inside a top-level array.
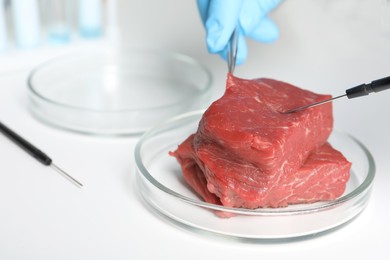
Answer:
[{"left": 170, "top": 74, "right": 351, "bottom": 209}]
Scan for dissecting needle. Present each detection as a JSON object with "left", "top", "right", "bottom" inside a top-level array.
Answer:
[
  {"left": 227, "top": 27, "right": 238, "bottom": 74},
  {"left": 0, "top": 121, "right": 83, "bottom": 188},
  {"left": 284, "top": 75, "right": 390, "bottom": 113}
]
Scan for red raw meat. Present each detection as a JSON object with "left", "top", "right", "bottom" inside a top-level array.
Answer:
[{"left": 170, "top": 74, "right": 351, "bottom": 209}]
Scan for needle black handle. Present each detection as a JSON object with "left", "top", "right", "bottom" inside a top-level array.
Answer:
[
  {"left": 0, "top": 121, "right": 82, "bottom": 187},
  {"left": 346, "top": 76, "right": 390, "bottom": 99},
  {"left": 0, "top": 121, "right": 52, "bottom": 166}
]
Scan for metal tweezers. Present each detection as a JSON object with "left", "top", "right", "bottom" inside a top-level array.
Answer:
[{"left": 227, "top": 27, "right": 238, "bottom": 74}]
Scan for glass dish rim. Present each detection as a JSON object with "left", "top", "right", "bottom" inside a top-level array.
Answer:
[
  {"left": 27, "top": 49, "right": 213, "bottom": 113},
  {"left": 135, "top": 109, "right": 376, "bottom": 216}
]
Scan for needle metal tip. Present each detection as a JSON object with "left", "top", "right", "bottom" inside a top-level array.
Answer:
[
  {"left": 283, "top": 94, "right": 347, "bottom": 114},
  {"left": 50, "top": 163, "right": 83, "bottom": 188}
]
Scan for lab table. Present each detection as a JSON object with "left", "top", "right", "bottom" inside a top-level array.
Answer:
[{"left": 1, "top": 0, "right": 390, "bottom": 259}]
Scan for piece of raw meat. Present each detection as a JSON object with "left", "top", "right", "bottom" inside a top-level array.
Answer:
[
  {"left": 170, "top": 74, "right": 351, "bottom": 209},
  {"left": 172, "top": 137, "right": 350, "bottom": 208}
]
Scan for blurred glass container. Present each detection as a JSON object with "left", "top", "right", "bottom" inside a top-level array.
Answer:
[
  {"left": 27, "top": 49, "right": 213, "bottom": 135},
  {"left": 11, "top": 0, "right": 40, "bottom": 48},
  {"left": 44, "top": 0, "right": 72, "bottom": 44},
  {"left": 78, "top": 0, "right": 102, "bottom": 38},
  {"left": 0, "top": 0, "right": 7, "bottom": 51}
]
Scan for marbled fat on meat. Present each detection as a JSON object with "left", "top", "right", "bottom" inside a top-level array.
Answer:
[{"left": 170, "top": 74, "right": 351, "bottom": 209}]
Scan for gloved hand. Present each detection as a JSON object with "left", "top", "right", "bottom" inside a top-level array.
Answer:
[{"left": 197, "top": 0, "right": 283, "bottom": 65}]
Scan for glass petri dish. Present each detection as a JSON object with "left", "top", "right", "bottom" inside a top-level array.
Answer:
[
  {"left": 135, "top": 110, "right": 375, "bottom": 240},
  {"left": 27, "top": 49, "right": 212, "bottom": 135}
]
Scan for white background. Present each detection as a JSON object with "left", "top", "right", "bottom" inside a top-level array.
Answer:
[{"left": 1, "top": 0, "right": 390, "bottom": 259}]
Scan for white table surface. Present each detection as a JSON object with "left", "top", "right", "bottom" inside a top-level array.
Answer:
[{"left": 1, "top": 0, "right": 390, "bottom": 259}]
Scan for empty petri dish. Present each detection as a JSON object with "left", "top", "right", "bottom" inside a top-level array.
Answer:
[{"left": 27, "top": 49, "right": 212, "bottom": 135}]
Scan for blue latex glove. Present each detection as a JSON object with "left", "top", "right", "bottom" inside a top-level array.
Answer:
[{"left": 197, "top": 0, "right": 283, "bottom": 65}]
